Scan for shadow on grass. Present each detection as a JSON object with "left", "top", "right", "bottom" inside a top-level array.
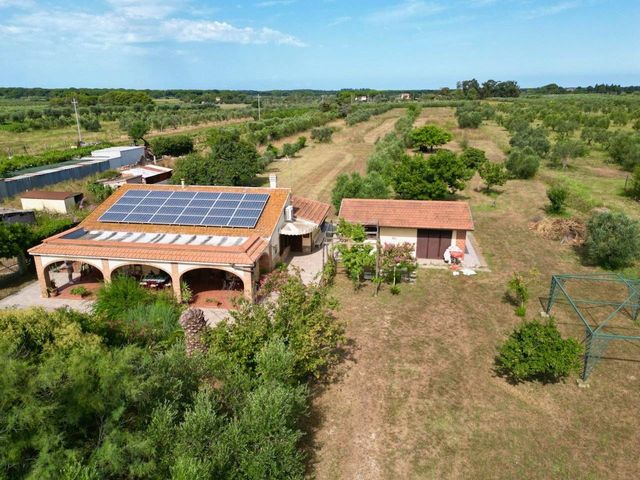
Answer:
[{"left": 301, "top": 336, "right": 358, "bottom": 475}]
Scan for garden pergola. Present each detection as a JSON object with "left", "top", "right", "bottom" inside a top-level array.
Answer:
[{"left": 545, "top": 273, "right": 640, "bottom": 380}]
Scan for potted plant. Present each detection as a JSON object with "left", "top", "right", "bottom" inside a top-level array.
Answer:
[{"left": 47, "top": 280, "right": 59, "bottom": 297}]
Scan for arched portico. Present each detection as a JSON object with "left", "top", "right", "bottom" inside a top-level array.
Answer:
[{"left": 179, "top": 266, "right": 252, "bottom": 308}]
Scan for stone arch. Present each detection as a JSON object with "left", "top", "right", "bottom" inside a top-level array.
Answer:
[{"left": 179, "top": 266, "right": 248, "bottom": 309}]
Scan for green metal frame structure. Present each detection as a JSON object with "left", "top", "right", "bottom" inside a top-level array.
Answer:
[{"left": 545, "top": 273, "right": 640, "bottom": 380}]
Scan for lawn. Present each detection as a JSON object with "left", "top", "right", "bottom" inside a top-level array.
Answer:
[{"left": 304, "top": 107, "right": 640, "bottom": 479}]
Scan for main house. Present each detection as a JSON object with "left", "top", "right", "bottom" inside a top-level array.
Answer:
[
  {"left": 29, "top": 184, "right": 329, "bottom": 304},
  {"left": 338, "top": 198, "right": 474, "bottom": 260}
]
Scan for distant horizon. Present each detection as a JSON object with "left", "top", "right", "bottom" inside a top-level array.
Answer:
[
  {"left": 1, "top": 80, "right": 639, "bottom": 92},
  {"left": 0, "top": 1, "right": 638, "bottom": 89}
]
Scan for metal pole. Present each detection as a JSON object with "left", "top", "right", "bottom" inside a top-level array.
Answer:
[{"left": 72, "top": 98, "right": 83, "bottom": 146}]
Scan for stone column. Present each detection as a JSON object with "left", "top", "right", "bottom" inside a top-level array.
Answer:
[
  {"left": 101, "top": 259, "right": 112, "bottom": 283},
  {"left": 242, "top": 268, "right": 254, "bottom": 302},
  {"left": 34, "top": 256, "right": 51, "bottom": 298},
  {"left": 171, "top": 263, "right": 182, "bottom": 303}
]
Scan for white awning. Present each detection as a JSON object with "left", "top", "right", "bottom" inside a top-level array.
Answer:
[{"left": 280, "top": 219, "right": 317, "bottom": 236}]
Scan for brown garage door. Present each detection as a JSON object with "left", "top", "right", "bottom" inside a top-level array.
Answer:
[{"left": 416, "top": 229, "right": 452, "bottom": 259}]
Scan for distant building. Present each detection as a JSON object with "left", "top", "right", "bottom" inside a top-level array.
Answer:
[
  {"left": 99, "top": 165, "right": 173, "bottom": 189},
  {"left": 399, "top": 93, "right": 412, "bottom": 101},
  {"left": 0, "top": 207, "right": 36, "bottom": 225},
  {"left": 354, "top": 95, "right": 369, "bottom": 102},
  {"left": 20, "top": 191, "right": 84, "bottom": 214}
]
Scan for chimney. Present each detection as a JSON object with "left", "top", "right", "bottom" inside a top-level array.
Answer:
[
  {"left": 181, "top": 178, "right": 185, "bottom": 189},
  {"left": 269, "top": 173, "right": 277, "bottom": 188},
  {"left": 285, "top": 205, "right": 294, "bottom": 222}
]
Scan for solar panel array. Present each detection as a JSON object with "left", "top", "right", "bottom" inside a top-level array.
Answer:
[{"left": 98, "top": 189, "right": 270, "bottom": 228}]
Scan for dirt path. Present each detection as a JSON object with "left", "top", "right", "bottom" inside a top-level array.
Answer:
[{"left": 259, "top": 109, "right": 407, "bottom": 207}]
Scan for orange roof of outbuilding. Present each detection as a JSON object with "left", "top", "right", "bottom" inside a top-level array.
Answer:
[
  {"left": 339, "top": 198, "right": 474, "bottom": 231},
  {"left": 291, "top": 195, "right": 330, "bottom": 225},
  {"left": 21, "top": 190, "right": 83, "bottom": 200}
]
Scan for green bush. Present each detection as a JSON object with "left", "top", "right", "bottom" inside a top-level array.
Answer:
[
  {"left": 505, "top": 147, "right": 540, "bottom": 179},
  {"left": 584, "top": 211, "right": 640, "bottom": 269},
  {"left": 459, "top": 147, "right": 487, "bottom": 171},
  {"left": 150, "top": 134, "right": 194, "bottom": 157},
  {"left": 311, "top": 127, "right": 333, "bottom": 143},
  {"left": 496, "top": 319, "right": 583, "bottom": 383},
  {"left": 628, "top": 165, "right": 640, "bottom": 200},
  {"left": 69, "top": 285, "right": 91, "bottom": 297},
  {"left": 546, "top": 184, "right": 568, "bottom": 213}
]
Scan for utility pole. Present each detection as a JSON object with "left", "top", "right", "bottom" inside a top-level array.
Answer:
[
  {"left": 71, "top": 98, "right": 83, "bottom": 147},
  {"left": 257, "top": 94, "right": 261, "bottom": 121}
]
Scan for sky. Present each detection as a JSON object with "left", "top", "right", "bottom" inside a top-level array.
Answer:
[{"left": 0, "top": 0, "right": 638, "bottom": 90}]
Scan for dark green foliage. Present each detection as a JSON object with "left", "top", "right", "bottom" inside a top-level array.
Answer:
[
  {"left": 99, "top": 90, "right": 154, "bottom": 105},
  {"left": 505, "top": 146, "right": 541, "bottom": 179},
  {"left": 311, "top": 127, "right": 333, "bottom": 143},
  {"left": 509, "top": 128, "right": 550, "bottom": 157},
  {"left": 331, "top": 171, "right": 390, "bottom": 211},
  {"left": 0, "top": 271, "right": 342, "bottom": 478},
  {"left": 126, "top": 120, "right": 150, "bottom": 145},
  {"left": 410, "top": 124, "right": 453, "bottom": 152},
  {"left": 86, "top": 181, "right": 113, "bottom": 203},
  {"left": 0, "top": 222, "right": 33, "bottom": 260},
  {"left": 460, "top": 147, "right": 488, "bottom": 170},
  {"left": 80, "top": 115, "right": 101, "bottom": 131},
  {"left": 584, "top": 211, "right": 640, "bottom": 269},
  {"left": 150, "top": 135, "right": 194, "bottom": 157},
  {"left": 336, "top": 243, "right": 376, "bottom": 287},
  {"left": 628, "top": 165, "right": 640, "bottom": 200},
  {"left": 478, "top": 161, "right": 508, "bottom": 192},
  {"left": 550, "top": 139, "right": 588, "bottom": 169},
  {"left": 607, "top": 132, "right": 640, "bottom": 171},
  {"left": 546, "top": 184, "right": 569, "bottom": 213},
  {"left": 393, "top": 150, "right": 471, "bottom": 200},
  {"left": 345, "top": 104, "right": 394, "bottom": 125},
  {"left": 336, "top": 218, "right": 366, "bottom": 242},
  {"left": 173, "top": 130, "right": 261, "bottom": 186},
  {"left": 456, "top": 110, "right": 482, "bottom": 128},
  {"left": 495, "top": 319, "right": 583, "bottom": 383},
  {"left": 207, "top": 273, "right": 344, "bottom": 380},
  {"left": 393, "top": 154, "right": 448, "bottom": 200}
]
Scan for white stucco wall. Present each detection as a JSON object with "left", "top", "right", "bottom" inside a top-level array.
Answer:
[
  {"left": 379, "top": 227, "right": 418, "bottom": 255},
  {"left": 21, "top": 198, "right": 70, "bottom": 214}
]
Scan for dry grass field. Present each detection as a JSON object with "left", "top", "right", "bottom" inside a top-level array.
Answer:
[
  {"left": 258, "top": 108, "right": 405, "bottom": 205},
  {"left": 290, "top": 106, "right": 640, "bottom": 479}
]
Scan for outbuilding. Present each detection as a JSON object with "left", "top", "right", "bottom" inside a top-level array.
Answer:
[
  {"left": 338, "top": 198, "right": 474, "bottom": 260},
  {"left": 20, "top": 191, "right": 84, "bottom": 214}
]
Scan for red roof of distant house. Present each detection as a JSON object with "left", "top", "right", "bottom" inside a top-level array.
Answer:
[
  {"left": 339, "top": 199, "right": 474, "bottom": 231},
  {"left": 292, "top": 195, "right": 330, "bottom": 225},
  {"left": 20, "top": 190, "right": 83, "bottom": 201}
]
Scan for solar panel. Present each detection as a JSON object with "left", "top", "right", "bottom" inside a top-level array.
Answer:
[{"left": 99, "top": 188, "right": 270, "bottom": 228}]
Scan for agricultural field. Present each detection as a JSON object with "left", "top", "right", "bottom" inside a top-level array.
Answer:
[{"left": 262, "top": 101, "right": 640, "bottom": 479}]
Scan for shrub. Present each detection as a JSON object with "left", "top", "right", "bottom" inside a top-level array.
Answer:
[
  {"left": 478, "top": 161, "right": 508, "bottom": 192},
  {"left": 496, "top": 319, "right": 583, "bottom": 383},
  {"left": 628, "top": 165, "right": 640, "bottom": 200},
  {"left": 505, "top": 147, "right": 540, "bottom": 179},
  {"left": 546, "top": 184, "right": 568, "bottom": 213},
  {"left": 389, "top": 285, "right": 400, "bottom": 295},
  {"left": 311, "top": 127, "right": 333, "bottom": 143},
  {"left": 459, "top": 147, "right": 487, "bottom": 171},
  {"left": 584, "top": 211, "right": 640, "bottom": 269},
  {"left": 86, "top": 181, "right": 113, "bottom": 203},
  {"left": 69, "top": 285, "right": 91, "bottom": 298},
  {"left": 507, "top": 272, "right": 529, "bottom": 309},
  {"left": 410, "top": 124, "right": 452, "bottom": 152},
  {"left": 150, "top": 135, "right": 194, "bottom": 157},
  {"left": 457, "top": 111, "right": 482, "bottom": 128},
  {"left": 336, "top": 218, "right": 366, "bottom": 242}
]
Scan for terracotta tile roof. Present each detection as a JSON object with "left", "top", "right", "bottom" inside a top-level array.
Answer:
[
  {"left": 292, "top": 195, "right": 330, "bottom": 225},
  {"left": 20, "top": 190, "right": 83, "bottom": 200},
  {"left": 29, "top": 229, "right": 267, "bottom": 266},
  {"left": 81, "top": 183, "right": 290, "bottom": 238},
  {"left": 339, "top": 199, "right": 474, "bottom": 231}
]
